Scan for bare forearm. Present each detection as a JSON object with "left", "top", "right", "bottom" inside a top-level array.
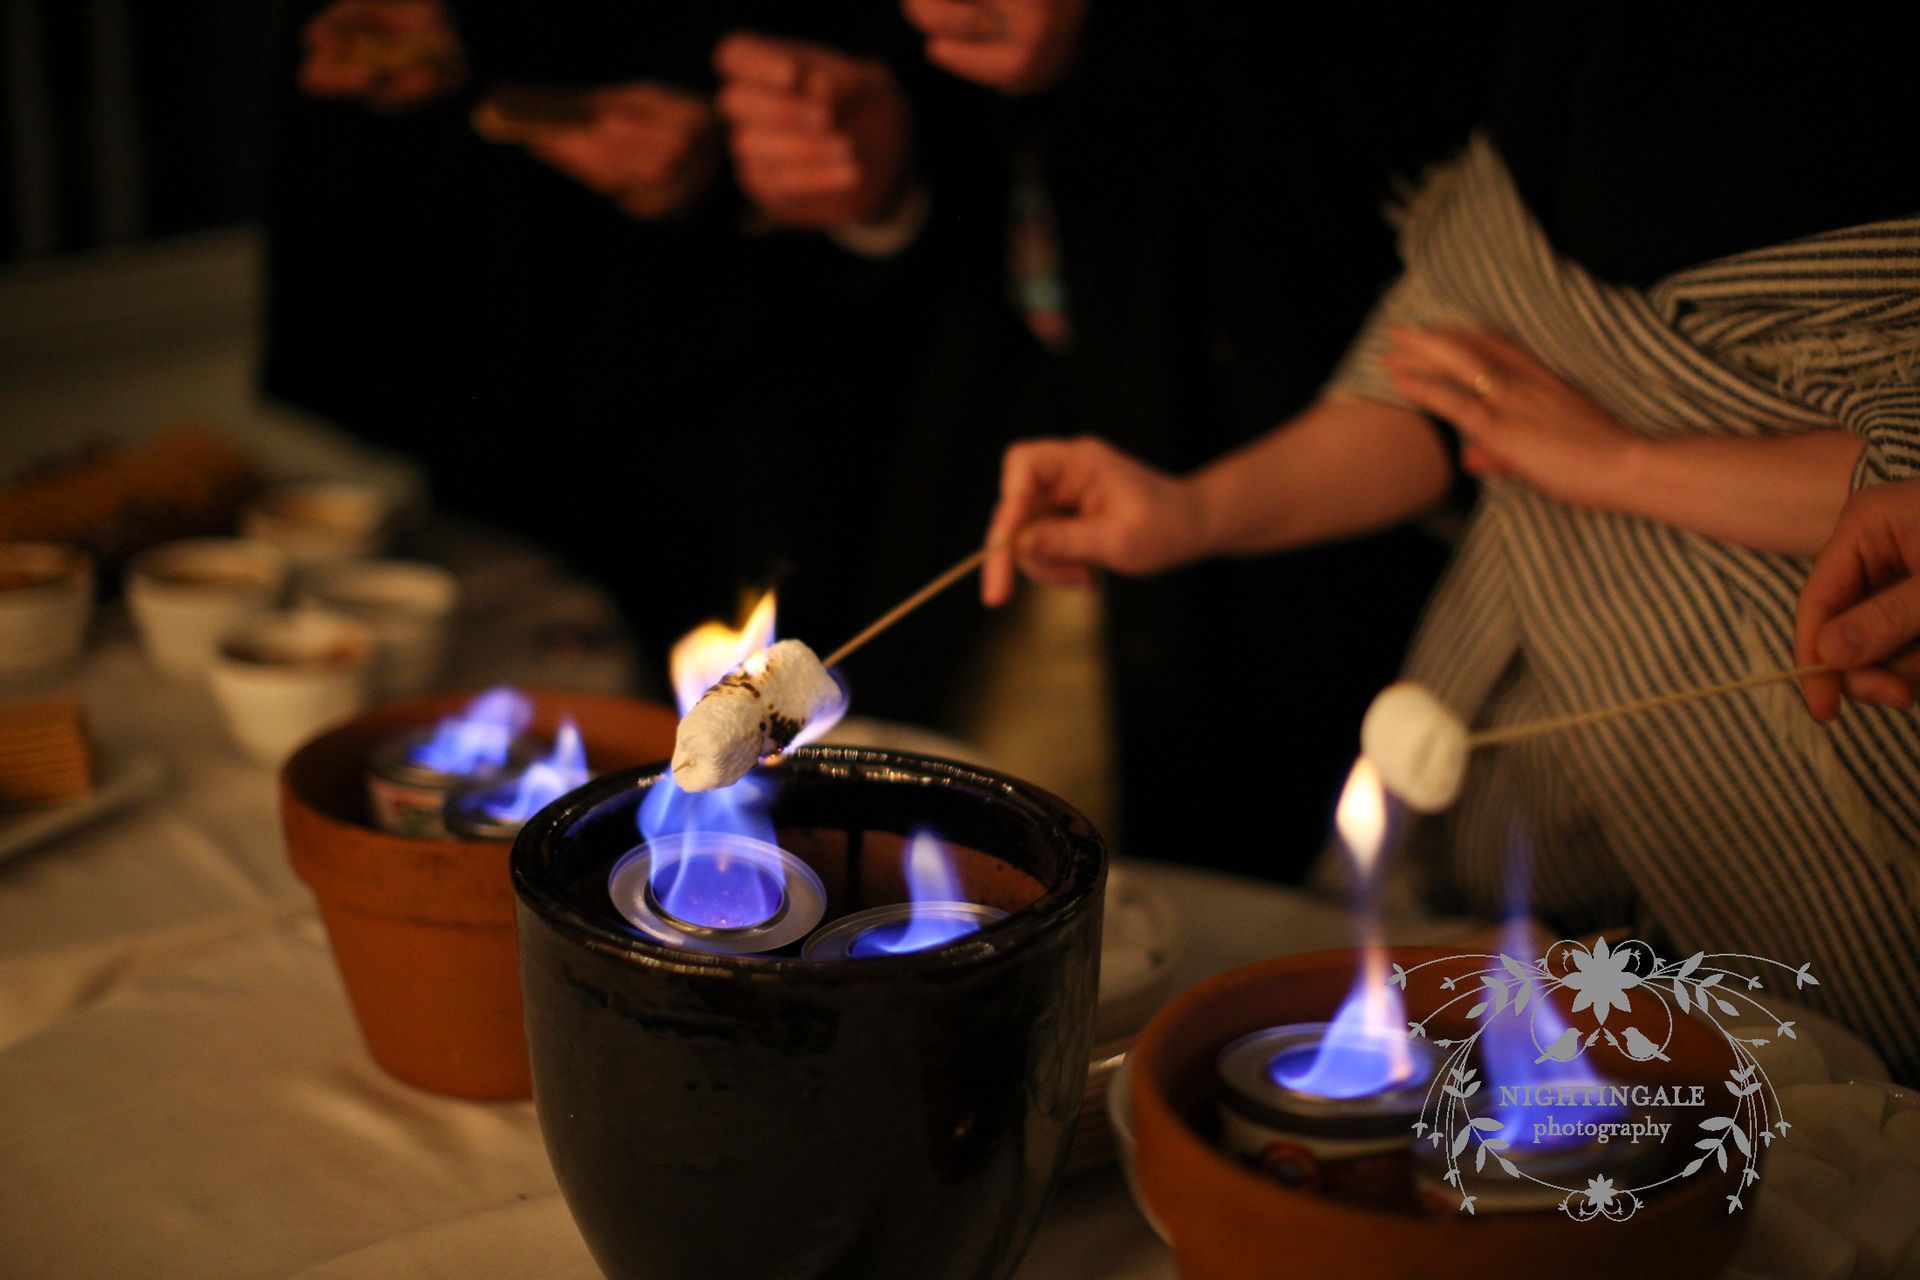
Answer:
[
  {"left": 1611, "top": 431, "right": 1864, "bottom": 556},
  {"left": 1187, "top": 396, "right": 1454, "bottom": 557}
]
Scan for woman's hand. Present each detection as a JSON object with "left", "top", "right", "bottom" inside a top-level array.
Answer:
[
  {"left": 714, "top": 33, "right": 914, "bottom": 230},
  {"left": 519, "top": 84, "right": 720, "bottom": 220},
  {"left": 901, "top": 0, "right": 1088, "bottom": 96},
  {"left": 1796, "top": 480, "right": 1920, "bottom": 719},
  {"left": 299, "top": 0, "right": 465, "bottom": 112},
  {"left": 1381, "top": 326, "right": 1639, "bottom": 510},
  {"left": 981, "top": 437, "right": 1210, "bottom": 606}
]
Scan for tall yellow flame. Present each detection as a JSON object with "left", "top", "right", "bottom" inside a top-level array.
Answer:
[
  {"left": 1336, "top": 757, "right": 1388, "bottom": 878},
  {"left": 668, "top": 591, "right": 777, "bottom": 714}
]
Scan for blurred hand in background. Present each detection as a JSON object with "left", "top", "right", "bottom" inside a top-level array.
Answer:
[
  {"left": 714, "top": 33, "right": 914, "bottom": 231},
  {"left": 503, "top": 84, "right": 721, "bottom": 221},
  {"left": 299, "top": 0, "right": 466, "bottom": 111},
  {"left": 902, "top": 0, "right": 1089, "bottom": 96},
  {"left": 1798, "top": 479, "right": 1920, "bottom": 718}
]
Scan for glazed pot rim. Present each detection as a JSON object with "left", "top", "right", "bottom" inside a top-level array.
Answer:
[{"left": 510, "top": 745, "right": 1106, "bottom": 982}]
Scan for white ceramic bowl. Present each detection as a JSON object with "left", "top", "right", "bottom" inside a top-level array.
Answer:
[
  {"left": 241, "top": 481, "right": 391, "bottom": 566},
  {"left": 126, "top": 538, "right": 287, "bottom": 681},
  {"left": 208, "top": 610, "right": 374, "bottom": 765},
  {"left": 0, "top": 543, "right": 94, "bottom": 685},
  {"left": 298, "top": 559, "right": 460, "bottom": 699}
]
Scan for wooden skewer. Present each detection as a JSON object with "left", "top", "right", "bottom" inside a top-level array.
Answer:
[
  {"left": 1466, "top": 662, "right": 1834, "bottom": 748},
  {"left": 821, "top": 533, "right": 1015, "bottom": 670}
]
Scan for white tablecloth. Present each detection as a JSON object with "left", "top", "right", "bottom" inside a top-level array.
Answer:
[{"left": 0, "top": 614, "right": 1470, "bottom": 1280}]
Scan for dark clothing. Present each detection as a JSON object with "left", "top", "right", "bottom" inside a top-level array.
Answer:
[
  {"left": 1031, "top": 3, "right": 1496, "bottom": 876},
  {"left": 264, "top": 3, "right": 1031, "bottom": 726}
]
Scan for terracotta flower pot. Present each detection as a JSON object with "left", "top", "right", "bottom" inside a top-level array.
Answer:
[
  {"left": 282, "top": 689, "right": 677, "bottom": 1099},
  {"left": 1130, "top": 948, "right": 1749, "bottom": 1280}
]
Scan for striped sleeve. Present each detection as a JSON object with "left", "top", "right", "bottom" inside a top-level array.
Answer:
[
  {"left": 1322, "top": 274, "right": 1416, "bottom": 407},
  {"left": 1843, "top": 387, "right": 1920, "bottom": 489},
  {"left": 1322, "top": 267, "right": 1475, "bottom": 408}
]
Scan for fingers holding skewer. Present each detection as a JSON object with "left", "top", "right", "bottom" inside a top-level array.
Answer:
[
  {"left": 1796, "top": 480, "right": 1920, "bottom": 720},
  {"left": 982, "top": 437, "right": 1210, "bottom": 607}
]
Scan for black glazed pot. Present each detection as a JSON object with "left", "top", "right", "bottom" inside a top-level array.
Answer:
[{"left": 512, "top": 747, "right": 1106, "bottom": 1280}]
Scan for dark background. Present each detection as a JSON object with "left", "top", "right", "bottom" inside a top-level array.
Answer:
[{"left": 0, "top": 2, "right": 274, "bottom": 263}]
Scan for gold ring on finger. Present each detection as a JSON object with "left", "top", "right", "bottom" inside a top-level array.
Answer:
[{"left": 1471, "top": 370, "right": 1498, "bottom": 399}]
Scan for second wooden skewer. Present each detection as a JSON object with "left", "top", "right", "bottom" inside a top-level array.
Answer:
[{"left": 1467, "top": 662, "right": 1835, "bottom": 747}]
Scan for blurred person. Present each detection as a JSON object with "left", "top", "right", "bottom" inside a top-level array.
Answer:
[
  {"left": 981, "top": 10, "right": 1920, "bottom": 1078},
  {"left": 713, "top": 34, "right": 916, "bottom": 236},
  {"left": 904, "top": 0, "right": 1494, "bottom": 875},
  {"left": 1799, "top": 479, "right": 1920, "bottom": 719},
  {"left": 268, "top": 2, "right": 1032, "bottom": 728},
  {"left": 298, "top": 0, "right": 468, "bottom": 110},
  {"left": 902, "top": 0, "right": 1088, "bottom": 95},
  {"left": 497, "top": 82, "right": 721, "bottom": 221}
]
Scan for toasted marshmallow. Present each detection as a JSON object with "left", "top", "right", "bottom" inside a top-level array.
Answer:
[{"left": 671, "top": 639, "right": 846, "bottom": 792}]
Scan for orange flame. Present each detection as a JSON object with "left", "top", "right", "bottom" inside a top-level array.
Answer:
[
  {"left": 668, "top": 591, "right": 777, "bottom": 715},
  {"left": 1337, "top": 759, "right": 1413, "bottom": 1081}
]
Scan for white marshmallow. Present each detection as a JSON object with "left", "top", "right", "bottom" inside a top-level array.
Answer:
[
  {"left": 670, "top": 640, "right": 846, "bottom": 792},
  {"left": 1360, "top": 682, "right": 1470, "bottom": 813}
]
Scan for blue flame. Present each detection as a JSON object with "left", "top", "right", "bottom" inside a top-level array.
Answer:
[
  {"left": 638, "top": 771, "right": 785, "bottom": 928},
  {"left": 1271, "top": 983, "right": 1423, "bottom": 1098},
  {"left": 1482, "top": 832, "right": 1621, "bottom": 1145},
  {"left": 410, "top": 687, "right": 532, "bottom": 775},
  {"left": 848, "top": 830, "right": 981, "bottom": 956},
  {"left": 473, "top": 718, "right": 588, "bottom": 824}
]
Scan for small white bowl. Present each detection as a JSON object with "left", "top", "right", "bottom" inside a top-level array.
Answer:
[
  {"left": 208, "top": 610, "right": 374, "bottom": 765},
  {"left": 298, "top": 559, "right": 460, "bottom": 699},
  {"left": 241, "top": 481, "right": 391, "bottom": 566},
  {"left": 0, "top": 543, "right": 94, "bottom": 686},
  {"left": 126, "top": 538, "right": 287, "bottom": 682}
]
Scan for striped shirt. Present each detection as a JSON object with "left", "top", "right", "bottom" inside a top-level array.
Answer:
[{"left": 1329, "top": 136, "right": 1920, "bottom": 1082}]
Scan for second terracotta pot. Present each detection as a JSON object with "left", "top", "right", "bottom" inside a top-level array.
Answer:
[
  {"left": 282, "top": 689, "right": 677, "bottom": 1099},
  {"left": 1130, "top": 948, "right": 1749, "bottom": 1280}
]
